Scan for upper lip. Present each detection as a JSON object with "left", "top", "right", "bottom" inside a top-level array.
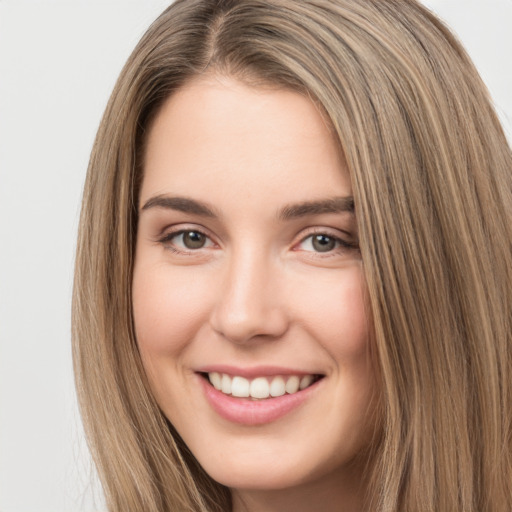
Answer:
[{"left": 195, "top": 365, "right": 323, "bottom": 379}]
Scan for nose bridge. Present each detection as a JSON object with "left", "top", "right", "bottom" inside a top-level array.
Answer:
[{"left": 210, "top": 244, "right": 288, "bottom": 344}]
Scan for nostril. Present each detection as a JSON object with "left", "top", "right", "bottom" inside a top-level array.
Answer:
[{"left": 210, "top": 307, "right": 290, "bottom": 345}]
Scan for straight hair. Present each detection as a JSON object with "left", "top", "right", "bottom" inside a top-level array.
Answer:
[{"left": 73, "top": 1, "right": 512, "bottom": 510}]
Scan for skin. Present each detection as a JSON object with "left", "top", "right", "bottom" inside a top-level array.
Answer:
[{"left": 133, "top": 75, "right": 377, "bottom": 512}]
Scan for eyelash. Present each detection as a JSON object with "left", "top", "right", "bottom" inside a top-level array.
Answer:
[
  {"left": 157, "top": 228, "right": 215, "bottom": 255},
  {"left": 157, "top": 226, "right": 358, "bottom": 257},
  {"left": 295, "top": 229, "right": 359, "bottom": 257}
]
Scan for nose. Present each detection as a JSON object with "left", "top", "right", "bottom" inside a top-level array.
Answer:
[{"left": 209, "top": 248, "right": 289, "bottom": 344}]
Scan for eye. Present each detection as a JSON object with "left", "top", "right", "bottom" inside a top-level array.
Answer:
[
  {"left": 296, "top": 231, "right": 357, "bottom": 255},
  {"left": 299, "top": 233, "right": 339, "bottom": 253},
  {"left": 159, "top": 229, "right": 214, "bottom": 252},
  {"left": 179, "top": 230, "right": 208, "bottom": 249}
]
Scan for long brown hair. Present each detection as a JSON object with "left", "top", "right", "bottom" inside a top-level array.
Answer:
[{"left": 73, "top": 1, "right": 512, "bottom": 510}]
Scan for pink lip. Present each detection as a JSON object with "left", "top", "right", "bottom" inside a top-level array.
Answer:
[
  {"left": 196, "top": 364, "right": 317, "bottom": 379},
  {"left": 198, "top": 374, "right": 322, "bottom": 426}
]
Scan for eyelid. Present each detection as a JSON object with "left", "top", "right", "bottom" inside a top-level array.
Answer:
[
  {"left": 155, "top": 224, "right": 358, "bottom": 256},
  {"left": 293, "top": 227, "right": 358, "bottom": 254},
  {"left": 156, "top": 224, "right": 218, "bottom": 253}
]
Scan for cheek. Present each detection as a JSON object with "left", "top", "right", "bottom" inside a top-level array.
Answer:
[
  {"left": 132, "top": 262, "right": 211, "bottom": 357},
  {"left": 131, "top": 261, "right": 215, "bottom": 410},
  {"left": 294, "top": 264, "right": 369, "bottom": 358}
]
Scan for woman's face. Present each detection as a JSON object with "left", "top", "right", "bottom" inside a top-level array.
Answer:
[{"left": 133, "top": 76, "right": 376, "bottom": 500}]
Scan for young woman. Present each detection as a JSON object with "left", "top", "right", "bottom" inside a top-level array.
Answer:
[{"left": 73, "top": 1, "right": 512, "bottom": 510}]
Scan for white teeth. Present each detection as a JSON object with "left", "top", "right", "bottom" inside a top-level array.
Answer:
[
  {"left": 209, "top": 372, "right": 222, "bottom": 390},
  {"left": 221, "top": 374, "right": 232, "bottom": 394},
  {"left": 270, "top": 376, "right": 286, "bottom": 397},
  {"left": 208, "top": 372, "right": 318, "bottom": 399},
  {"left": 231, "top": 376, "right": 250, "bottom": 397},
  {"left": 250, "top": 377, "right": 270, "bottom": 399},
  {"left": 300, "top": 375, "right": 314, "bottom": 390},
  {"left": 285, "top": 375, "right": 300, "bottom": 394}
]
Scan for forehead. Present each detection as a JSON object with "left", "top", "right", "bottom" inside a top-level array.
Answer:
[{"left": 140, "top": 75, "right": 351, "bottom": 210}]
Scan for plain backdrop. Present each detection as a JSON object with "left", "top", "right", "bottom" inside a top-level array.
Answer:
[{"left": 0, "top": 1, "right": 510, "bottom": 511}]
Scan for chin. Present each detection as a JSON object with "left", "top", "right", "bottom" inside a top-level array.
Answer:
[{"left": 188, "top": 428, "right": 371, "bottom": 494}]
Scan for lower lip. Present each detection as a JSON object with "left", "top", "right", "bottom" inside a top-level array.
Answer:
[{"left": 199, "top": 375, "right": 321, "bottom": 426}]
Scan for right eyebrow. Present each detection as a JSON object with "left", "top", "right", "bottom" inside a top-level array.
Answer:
[{"left": 140, "top": 195, "right": 218, "bottom": 217}]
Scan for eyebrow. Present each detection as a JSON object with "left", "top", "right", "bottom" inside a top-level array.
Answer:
[
  {"left": 140, "top": 194, "right": 354, "bottom": 219},
  {"left": 141, "top": 195, "right": 217, "bottom": 217},
  {"left": 278, "top": 196, "right": 354, "bottom": 220}
]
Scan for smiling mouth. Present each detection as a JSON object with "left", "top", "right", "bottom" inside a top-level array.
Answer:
[{"left": 201, "top": 372, "right": 324, "bottom": 400}]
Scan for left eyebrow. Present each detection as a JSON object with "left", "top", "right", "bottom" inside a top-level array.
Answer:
[{"left": 278, "top": 196, "right": 354, "bottom": 220}]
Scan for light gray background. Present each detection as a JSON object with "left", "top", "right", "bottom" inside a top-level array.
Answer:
[{"left": 0, "top": 1, "right": 510, "bottom": 511}]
